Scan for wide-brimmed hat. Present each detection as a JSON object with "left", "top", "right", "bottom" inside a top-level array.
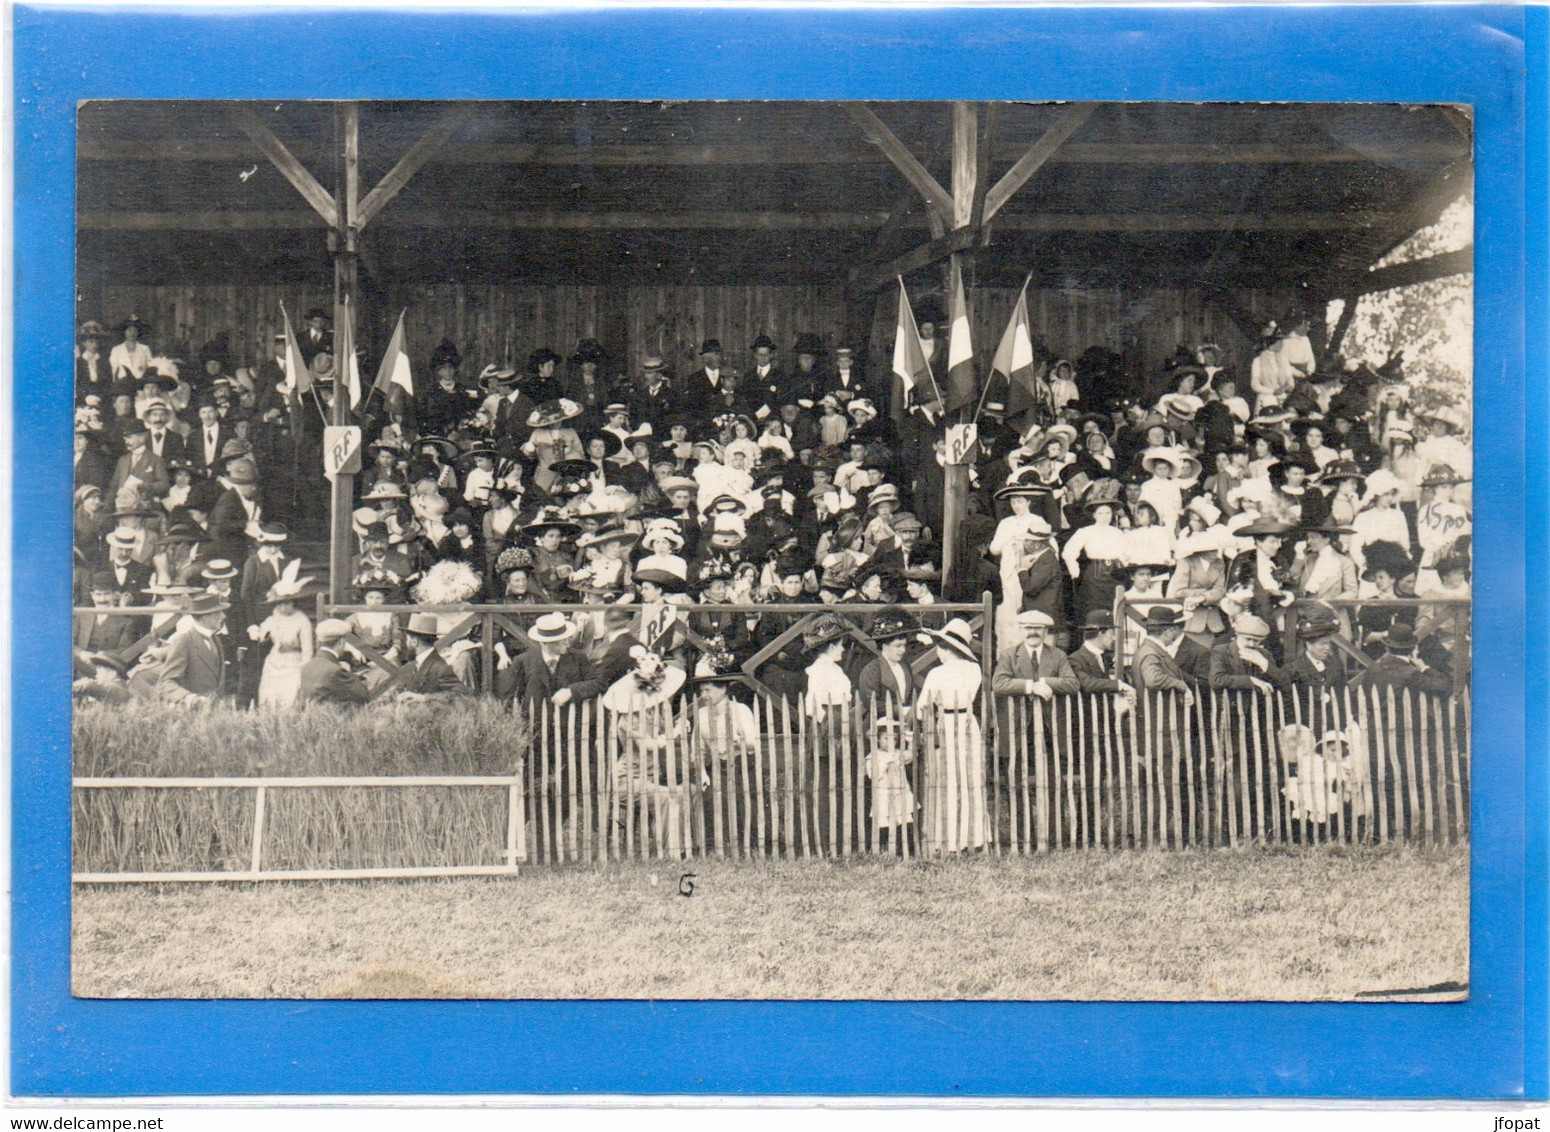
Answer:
[
  {"left": 1238, "top": 517, "right": 1295, "bottom": 538},
  {"left": 414, "top": 435, "right": 459, "bottom": 458},
  {"left": 1140, "top": 446, "right": 1201, "bottom": 480},
  {"left": 994, "top": 480, "right": 1052, "bottom": 503},
  {"left": 1363, "top": 468, "right": 1405, "bottom": 500},
  {"left": 634, "top": 566, "right": 689, "bottom": 594},
  {"left": 1303, "top": 519, "right": 1355, "bottom": 537},
  {"left": 523, "top": 509, "right": 581, "bottom": 539},
  {"left": 659, "top": 476, "right": 699, "bottom": 497},
  {"left": 1081, "top": 478, "right": 1125, "bottom": 512},
  {"left": 1185, "top": 495, "right": 1223, "bottom": 526},
  {"left": 576, "top": 526, "right": 639, "bottom": 552},
  {"left": 602, "top": 650, "right": 686, "bottom": 712},
  {"left": 84, "top": 651, "right": 131, "bottom": 677},
  {"left": 1158, "top": 393, "right": 1203, "bottom": 420},
  {"left": 1316, "top": 459, "right": 1365, "bottom": 487},
  {"left": 456, "top": 445, "right": 499, "bottom": 466},
  {"left": 1300, "top": 617, "right": 1341, "bottom": 641},
  {"left": 802, "top": 614, "right": 850, "bottom": 653},
  {"left": 479, "top": 364, "right": 519, "bottom": 389},
  {"left": 924, "top": 617, "right": 978, "bottom": 660},
  {"left": 1423, "top": 462, "right": 1469, "bottom": 487},
  {"left": 526, "top": 399, "right": 583, "bottom": 429},
  {"left": 865, "top": 484, "right": 901, "bottom": 512},
  {"left": 577, "top": 429, "right": 625, "bottom": 460}
]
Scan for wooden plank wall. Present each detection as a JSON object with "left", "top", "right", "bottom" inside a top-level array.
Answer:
[{"left": 98, "top": 283, "right": 1299, "bottom": 384}]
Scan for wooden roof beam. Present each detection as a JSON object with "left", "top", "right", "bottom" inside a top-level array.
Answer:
[
  {"left": 77, "top": 139, "right": 1470, "bottom": 166},
  {"left": 77, "top": 208, "right": 1397, "bottom": 233},
  {"left": 1347, "top": 247, "right": 1473, "bottom": 295},
  {"left": 982, "top": 103, "right": 1096, "bottom": 222},
  {"left": 227, "top": 107, "right": 338, "bottom": 229},
  {"left": 356, "top": 106, "right": 475, "bottom": 230},
  {"left": 843, "top": 103, "right": 954, "bottom": 226}
]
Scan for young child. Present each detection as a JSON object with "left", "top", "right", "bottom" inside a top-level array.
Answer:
[{"left": 866, "top": 715, "right": 917, "bottom": 852}]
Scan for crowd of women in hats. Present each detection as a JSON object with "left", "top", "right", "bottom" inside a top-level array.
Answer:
[{"left": 71, "top": 301, "right": 1471, "bottom": 722}]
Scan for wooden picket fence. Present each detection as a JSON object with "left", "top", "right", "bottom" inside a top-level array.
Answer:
[
  {"left": 71, "top": 685, "right": 1468, "bottom": 882},
  {"left": 516, "top": 685, "right": 1470, "bottom": 864}
]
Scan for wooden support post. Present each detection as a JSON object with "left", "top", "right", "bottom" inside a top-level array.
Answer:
[{"left": 328, "top": 104, "right": 360, "bottom": 604}]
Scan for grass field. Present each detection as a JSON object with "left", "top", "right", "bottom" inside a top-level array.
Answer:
[{"left": 72, "top": 846, "right": 1467, "bottom": 1001}]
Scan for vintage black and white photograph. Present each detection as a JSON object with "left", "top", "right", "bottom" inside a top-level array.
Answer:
[{"left": 69, "top": 100, "right": 1472, "bottom": 1001}]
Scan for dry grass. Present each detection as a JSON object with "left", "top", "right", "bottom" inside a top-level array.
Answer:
[
  {"left": 73, "top": 701, "right": 527, "bottom": 873},
  {"left": 72, "top": 846, "right": 1468, "bottom": 1001}
]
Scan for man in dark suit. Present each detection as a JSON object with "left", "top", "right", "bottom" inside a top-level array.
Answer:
[
  {"left": 678, "top": 339, "right": 737, "bottom": 420},
  {"left": 1129, "top": 606, "right": 1195, "bottom": 699},
  {"left": 496, "top": 613, "right": 593, "bottom": 706},
  {"left": 155, "top": 593, "right": 230, "bottom": 705},
  {"left": 108, "top": 424, "right": 169, "bottom": 505},
  {"left": 991, "top": 609, "right": 1080, "bottom": 700},
  {"left": 1069, "top": 610, "right": 1137, "bottom": 702},
  {"left": 189, "top": 402, "right": 235, "bottom": 478},
  {"left": 298, "top": 620, "right": 372, "bottom": 705},
  {"left": 101, "top": 528, "right": 154, "bottom": 608},
  {"left": 629, "top": 357, "right": 678, "bottom": 435},
  {"left": 483, "top": 369, "right": 537, "bottom": 450},
  {"left": 1285, "top": 617, "right": 1351, "bottom": 689},
  {"left": 239, "top": 523, "right": 294, "bottom": 627},
  {"left": 75, "top": 570, "right": 142, "bottom": 654},
  {"left": 141, "top": 400, "right": 186, "bottom": 466},
  {"left": 298, "top": 308, "right": 332, "bottom": 367},
  {"left": 1209, "top": 613, "right": 1291, "bottom": 694},
  {"left": 208, "top": 458, "right": 262, "bottom": 567},
  {"left": 814, "top": 344, "right": 878, "bottom": 410},
  {"left": 396, "top": 613, "right": 472, "bottom": 700},
  {"left": 418, "top": 363, "right": 482, "bottom": 439},
  {"left": 743, "top": 335, "right": 786, "bottom": 419},
  {"left": 1349, "top": 623, "right": 1453, "bottom": 696}
]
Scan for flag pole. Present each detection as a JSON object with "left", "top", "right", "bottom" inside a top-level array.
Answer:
[
  {"left": 971, "top": 273, "right": 1032, "bottom": 428},
  {"left": 899, "top": 275, "right": 948, "bottom": 409}
]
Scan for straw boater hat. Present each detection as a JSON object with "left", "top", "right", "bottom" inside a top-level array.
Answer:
[
  {"left": 529, "top": 612, "right": 578, "bottom": 646},
  {"left": 200, "top": 558, "right": 238, "bottom": 581},
  {"left": 924, "top": 617, "right": 978, "bottom": 660},
  {"left": 601, "top": 646, "right": 686, "bottom": 712}
]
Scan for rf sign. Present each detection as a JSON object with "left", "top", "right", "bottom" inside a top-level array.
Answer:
[
  {"left": 945, "top": 423, "right": 979, "bottom": 466},
  {"left": 323, "top": 425, "right": 363, "bottom": 481},
  {"left": 641, "top": 602, "right": 678, "bottom": 649}
]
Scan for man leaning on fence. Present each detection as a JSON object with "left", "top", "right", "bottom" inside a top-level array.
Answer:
[
  {"left": 992, "top": 609, "right": 1079, "bottom": 700},
  {"left": 1129, "top": 606, "right": 1195, "bottom": 702}
]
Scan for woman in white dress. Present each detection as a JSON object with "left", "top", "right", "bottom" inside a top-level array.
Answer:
[
  {"left": 250, "top": 561, "right": 316, "bottom": 709},
  {"left": 916, "top": 618, "right": 985, "bottom": 853}
]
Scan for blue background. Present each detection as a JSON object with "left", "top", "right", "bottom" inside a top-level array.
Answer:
[{"left": 12, "top": 3, "right": 1547, "bottom": 1099}]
